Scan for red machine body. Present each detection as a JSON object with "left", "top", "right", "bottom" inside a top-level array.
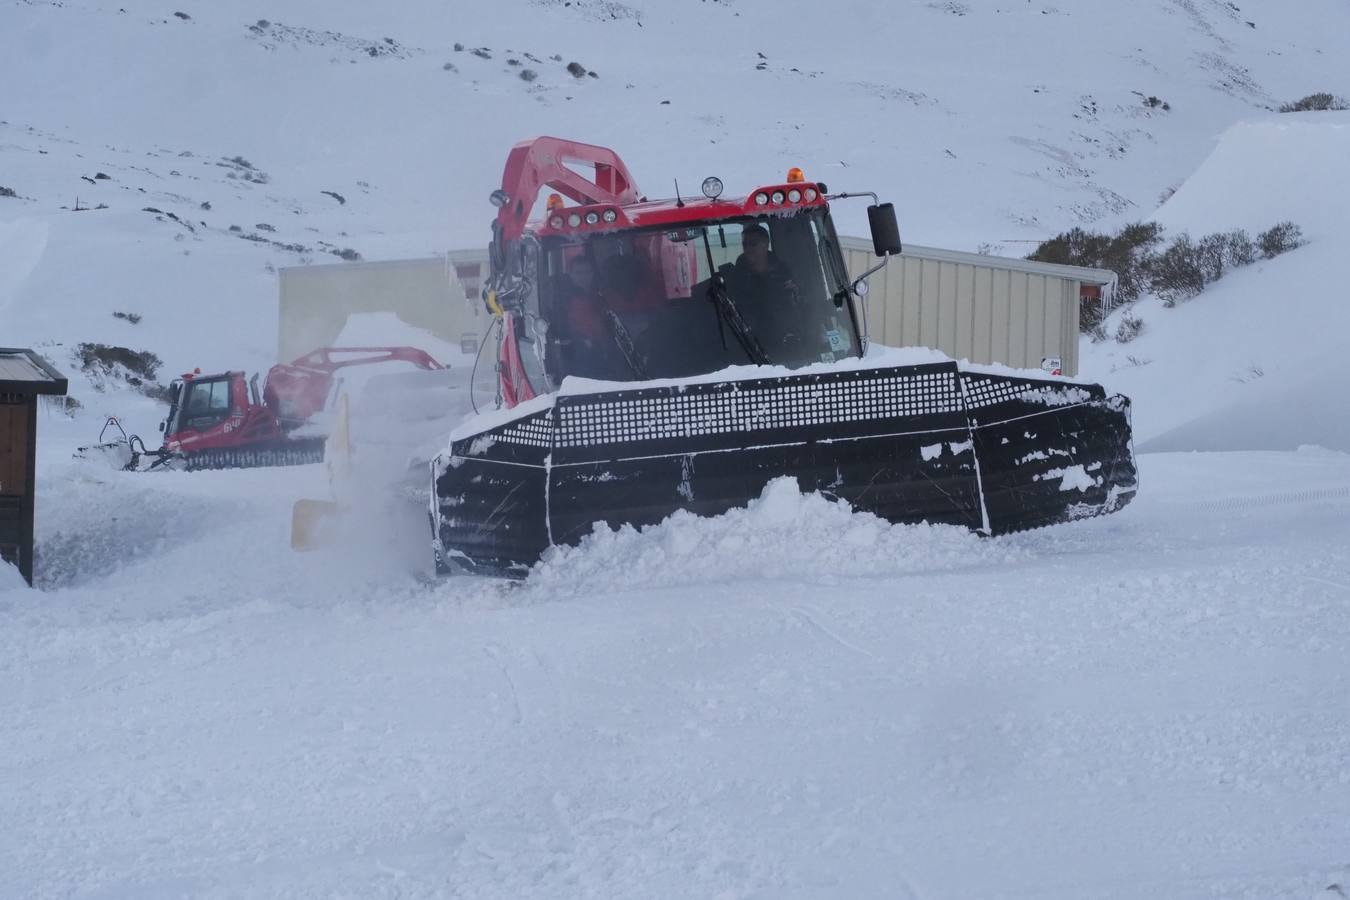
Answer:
[{"left": 485, "top": 137, "right": 831, "bottom": 407}]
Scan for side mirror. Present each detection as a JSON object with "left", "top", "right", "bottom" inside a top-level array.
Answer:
[
  {"left": 867, "top": 203, "right": 903, "bottom": 257},
  {"left": 158, "top": 420, "right": 165, "bottom": 432}
]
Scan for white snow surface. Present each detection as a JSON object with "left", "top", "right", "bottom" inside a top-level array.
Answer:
[
  {"left": 6, "top": 2, "right": 1350, "bottom": 897},
  {"left": 5, "top": 452, "right": 1350, "bottom": 899},
  {"left": 1081, "top": 114, "right": 1350, "bottom": 452}
]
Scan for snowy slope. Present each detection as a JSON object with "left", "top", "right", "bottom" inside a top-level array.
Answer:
[
  {"left": 4, "top": 454, "right": 1350, "bottom": 899},
  {"left": 4, "top": 0, "right": 1350, "bottom": 394},
  {"left": 1080, "top": 112, "right": 1350, "bottom": 451}
]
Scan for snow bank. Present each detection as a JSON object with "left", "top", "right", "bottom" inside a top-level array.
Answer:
[
  {"left": 525, "top": 477, "right": 1028, "bottom": 596},
  {"left": 0, "top": 560, "right": 28, "bottom": 595},
  {"left": 1081, "top": 114, "right": 1350, "bottom": 452},
  {"left": 1153, "top": 114, "right": 1350, "bottom": 239},
  {"left": 32, "top": 464, "right": 263, "bottom": 590}
]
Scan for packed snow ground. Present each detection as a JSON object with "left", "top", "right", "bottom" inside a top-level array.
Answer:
[
  {"left": 6, "top": 1, "right": 1350, "bottom": 897},
  {"left": 4, "top": 451, "right": 1350, "bottom": 899}
]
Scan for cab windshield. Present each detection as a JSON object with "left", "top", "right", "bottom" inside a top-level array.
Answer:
[
  {"left": 539, "top": 206, "right": 858, "bottom": 382},
  {"left": 168, "top": 376, "right": 231, "bottom": 434}
]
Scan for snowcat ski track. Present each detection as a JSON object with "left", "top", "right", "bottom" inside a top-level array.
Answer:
[
  {"left": 184, "top": 439, "right": 325, "bottom": 471},
  {"left": 432, "top": 361, "right": 1137, "bottom": 576}
]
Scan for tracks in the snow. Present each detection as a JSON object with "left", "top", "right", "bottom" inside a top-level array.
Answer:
[
  {"left": 789, "top": 604, "right": 881, "bottom": 662},
  {"left": 1184, "top": 484, "right": 1350, "bottom": 514}
]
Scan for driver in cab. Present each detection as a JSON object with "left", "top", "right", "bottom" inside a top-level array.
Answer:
[{"left": 730, "top": 224, "right": 798, "bottom": 308}]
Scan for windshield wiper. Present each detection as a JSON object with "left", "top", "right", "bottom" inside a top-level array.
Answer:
[
  {"left": 697, "top": 229, "right": 769, "bottom": 365},
  {"left": 602, "top": 309, "right": 648, "bottom": 380},
  {"left": 706, "top": 275, "right": 769, "bottom": 365}
]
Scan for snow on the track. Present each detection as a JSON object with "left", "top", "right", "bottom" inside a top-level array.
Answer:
[
  {"left": 4, "top": 451, "right": 1350, "bottom": 899},
  {"left": 529, "top": 476, "right": 1029, "bottom": 598}
]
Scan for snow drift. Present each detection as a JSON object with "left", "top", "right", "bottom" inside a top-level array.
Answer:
[{"left": 1082, "top": 113, "right": 1350, "bottom": 452}]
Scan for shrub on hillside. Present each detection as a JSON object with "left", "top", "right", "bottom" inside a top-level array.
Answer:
[
  {"left": 1114, "top": 314, "right": 1144, "bottom": 344},
  {"left": 1278, "top": 92, "right": 1349, "bottom": 112},
  {"left": 0, "top": 185, "right": 16, "bottom": 198},
  {"left": 1257, "top": 221, "right": 1304, "bottom": 258},
  {"left": 1149, "top": 234, "right": 1207, "bottom": 306},
  {"left": 1028, "top": 221, "right": 1163, "bottom": 331},
  {"left": 1196, "top": 229, "right": 1256, "bottom": 280},
  {"left": 76, "top": 344, "right": 164, "bottom": 397},
  {"left": 1150, "top": 229, "right": 1262, "bottom": 306}
]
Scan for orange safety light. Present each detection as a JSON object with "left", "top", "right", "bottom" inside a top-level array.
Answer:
[
  {"left": 546, "top": 192, "right": 564, "bottom": 211},
  {"left": 786, "top": 167, "right": 806, "bottom": 183}
]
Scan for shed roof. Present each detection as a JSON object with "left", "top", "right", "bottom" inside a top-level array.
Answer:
[
  {"left": 0, "top": 349, "right": 69, "bottom": 396},
  {"left": 838, "top": 237, "right": 1117, "bottom": 286}
]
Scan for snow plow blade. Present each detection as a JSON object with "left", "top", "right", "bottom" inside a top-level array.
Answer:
[
  {"left": 290, "top": 499, "right": 343, "bottom": 550},
  {"left": 432, "top": 361, "right": 1137, "bottom": 576}
]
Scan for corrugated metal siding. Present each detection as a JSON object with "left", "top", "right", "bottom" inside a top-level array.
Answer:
[
  {"left": 278, "top": 257, "right": 483, "bottom": 361},
  {"left": 841, "top": 244, "right": 1082, "bottom": 375},
  {"left": 279, "top": 242, "right": 1087, "bottom": 374}
]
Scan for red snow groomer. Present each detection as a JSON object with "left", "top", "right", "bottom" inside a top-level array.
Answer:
[
  {"left": 432, "top": 137, "right": 1138, "bottom": 576},
  {"left": 95, "top": 346, "right": 444, "bottom": 470}
]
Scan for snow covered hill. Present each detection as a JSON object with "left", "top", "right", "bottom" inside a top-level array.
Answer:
[
  {"left": 4, "top": 0, "right": 1350, "bottom": 392},
  {"left": 1080, "top": 112, "right": 1350, "bottom": 452}
]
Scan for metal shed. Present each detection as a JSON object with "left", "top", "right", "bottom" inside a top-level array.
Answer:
[
  {"left": 277, "top": 253, "right": 486, "bottom": 363},
  {"left": 0, "top": 348, "right": 68, "bottom": 586},
  {"left": 839, "top": 239, "right": 1115, "bottom": 376},
  {"left": 278, "top": 241, "right": 1114, "bottom": 376}
]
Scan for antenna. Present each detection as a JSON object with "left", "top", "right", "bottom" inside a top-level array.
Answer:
[{"left": 674, "top": 179, "right": 685, "bottom": 208}]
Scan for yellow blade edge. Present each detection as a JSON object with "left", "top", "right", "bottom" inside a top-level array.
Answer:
[{"left": 290, "top": 498, "right": 344, "bottom": 551}]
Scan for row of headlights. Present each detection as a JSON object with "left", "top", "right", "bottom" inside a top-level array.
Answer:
[
  {"left": 549, "top": 208, "right": 620, "bottom": 229},
  {"left": 753, "top": 187, "right": 819, "bottom": 207}
]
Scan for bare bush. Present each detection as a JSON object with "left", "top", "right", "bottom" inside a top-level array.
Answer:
[
  {"left": 1149, "top": 234, "right": 1207, "bottom": 307},
  {"left": 1028, "top": 221, "right": 1163, "bottom": 331},
  {"left": 1278, "top": 92, "right": 1349, "bottom": 112},
  {"left": 1257, "top": 221, "right": 1304, "bottom": 258},
  {"left": 1114, "top": 314, "right": 1144, "bottom": 344}
]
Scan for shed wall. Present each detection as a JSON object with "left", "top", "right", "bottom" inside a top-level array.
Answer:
[
  {"left": 840, "top": 243, "right": 1081, "bottom": 375},
  {"left": 279, "top": 243, "right": 1085, "bottom": 375},
  {"left": 278, "top": 257, "right": 484, "bottom": 363}
]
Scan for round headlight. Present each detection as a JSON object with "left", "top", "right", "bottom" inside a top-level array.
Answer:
[
  {"left": 754, "top": 192, "right": 769, "bottom": 206},
  {"left": 550, "top": 216, "right": 564, "bottom": 229},
  {"left": 584, "top": 211, "right": 600, "bottom": 225},
  {"left": 701, "top": 176, "right": 724, "bottom": 200},
  {"left": 602, "top": 208, "right": 618, "bottom": 223},
  {"left": 787, "top": 189, "right": 801, "bottom": 203},
  {"left": 567, "top": 213, "right": 582, "bottom": 227},
  {"left": 804, "top": 188, "right": 818, "bottom": 202},
  {"left": 771, "top": 191, "right": 785, "bottom": 204}
]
